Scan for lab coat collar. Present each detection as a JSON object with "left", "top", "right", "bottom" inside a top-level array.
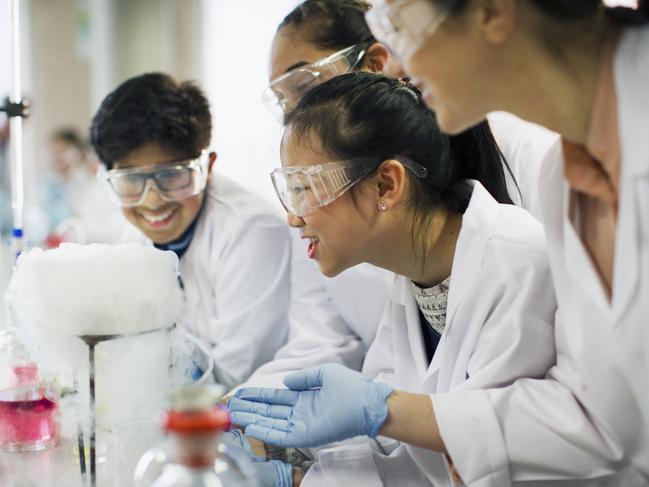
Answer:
[
  {"left": 615, "top": 27, "right": 649, "bottom": 178},
  {"left": 608, "top": 27, "right": 646, "bottom": 318},
  {"left": 389, "top": 181, "right": 500, "bottom": 382},
  {"left": 391, "top": 276, "right": 431, "bottom": 379},
  {"left": 445, "top": 181, "right": 499, "bottom": 327}
]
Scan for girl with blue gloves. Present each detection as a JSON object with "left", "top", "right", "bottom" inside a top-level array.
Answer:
[{"left": 229, "top": 73, "right": 563, "bottom": 486}]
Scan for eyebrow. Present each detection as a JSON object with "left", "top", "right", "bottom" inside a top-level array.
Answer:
[{"left": 284, "top": 61, "right": 310, "bottom": 74}]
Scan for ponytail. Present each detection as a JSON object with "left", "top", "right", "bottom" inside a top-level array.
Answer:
[{"left": 446, "top": 122, "right": 514, "bottom": 210}]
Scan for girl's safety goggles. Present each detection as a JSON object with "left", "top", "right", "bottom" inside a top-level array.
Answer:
[
  {"left": 263, "top": 44, "right": 368, "bottom": 116},
  {"left": 365, "top": 0, "right": 448, "bottom": 61},
  {"left": 101, "top": 151, "right": 209, "bottom": 208},
  {"left": 270, "top": 157, "right": 429, "bottom": 217}
]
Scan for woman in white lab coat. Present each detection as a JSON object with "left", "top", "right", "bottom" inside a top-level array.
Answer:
[
  {"left": 359, "top": 0, "right": 649, "bottom": 484},
  {"left": 228, "top": 73, "right": 565, "bottom": 486},
  {"left": 89, "top": 73, "right": 291, "bottom": 389}
]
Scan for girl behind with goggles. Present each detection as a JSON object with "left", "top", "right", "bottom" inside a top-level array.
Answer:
[
  {"left": 229, "top": 72, "right": 559, "bottom": 486},
  {"left": 266, "top": 0, "right": 394, "bottom": 114}
]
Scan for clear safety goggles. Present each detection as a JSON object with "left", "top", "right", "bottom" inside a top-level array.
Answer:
[
  {"left": 270, "top": 157, "right": 429, "bottom": 217},
  {"left": 101, "top": 151, "right": 209, "bottom": 208},
  {"left": 263, "top": 44, "right": 368, "bottom": 116},
  {"left": 365, "top": 0, "right": 448, "bottom": 61}
]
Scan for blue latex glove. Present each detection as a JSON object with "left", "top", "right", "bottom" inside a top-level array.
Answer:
[
  {"left": 221, "top": 429, "right": 258, "bottom": 459},
  {"left": 228, "top": 363, "right": 393, "bottom": 448},
  {"left": 254, "top": 460, "right": 293, "bottom": 487},
  {"left": 221, "top": 430, "right": 292, "bottom": 487}
]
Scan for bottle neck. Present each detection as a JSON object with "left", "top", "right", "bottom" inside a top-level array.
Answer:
[{"left": 172, "top": 430, "right": 221, "bottom": 469}]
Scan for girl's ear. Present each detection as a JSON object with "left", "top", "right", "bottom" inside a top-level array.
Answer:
[
  {"left": 207, "top": 152, "right": 217, "bottom": 175},
  {"left": 374, "top": 159, "right": 408, "bottom": 211}
]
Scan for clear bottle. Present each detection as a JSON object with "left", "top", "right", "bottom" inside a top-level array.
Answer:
[{"left": 133, "top": 386, "right": 258, "bottom": 487}]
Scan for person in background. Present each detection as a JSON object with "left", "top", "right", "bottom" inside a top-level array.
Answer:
[
  {"left": 89, "top": 72, "right": 291, "bottom": 390},
  {"left": 360, "top": 0, "right": 649, "bottom": 483},
  {"left": 41, "top": 128, "right": 130, "bottom": 245},
  {"left": 39, "top": 128, "right": 77, "bottom": 241}
]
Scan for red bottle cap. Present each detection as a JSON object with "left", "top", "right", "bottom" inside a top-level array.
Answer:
[{"left": 164, "top": 404, "right": 231, "bottom": 434}]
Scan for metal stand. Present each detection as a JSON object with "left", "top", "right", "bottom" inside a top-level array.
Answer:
[
  {"left": 77, "top": 325, "right": 175, "bottom": 487},
  {"left": 2, "top": 0, "right": 30, "bottom": 260}
]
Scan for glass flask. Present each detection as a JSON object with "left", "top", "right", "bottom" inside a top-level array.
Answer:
[
  {"left": 133, "top": 386, "right": 258, "bottom": 486},
  {"left": 0, "top": 330, "right": 59, "bottom": 451}
]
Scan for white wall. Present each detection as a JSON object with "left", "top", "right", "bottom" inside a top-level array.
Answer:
[{"left": 201, "top": 0, "right": 298, "bottom": 210}]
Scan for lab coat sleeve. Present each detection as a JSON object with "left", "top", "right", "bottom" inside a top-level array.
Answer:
[
  {"left": 206, "top": 215, "right": 291, "bottom": 389},
  {"left": 302, "top": 443, "right": 432, "bottom": 487},
  {"left": 433, "top": 308, "right": 629, "bottom": 485},
  {"left": 235, "top": 231, "right": 366, "bottom": 390}
]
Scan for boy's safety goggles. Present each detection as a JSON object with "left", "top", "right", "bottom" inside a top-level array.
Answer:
[
  {"left": 270, "top": 157, "right": 429, "bottom": 217},
  {"left": 365, "top": 0, "right": 448, "bottom": 61},
  {"left": 101, "top": 151, "right": 209, "bottom": 208},
  {"left": 263, "top": 44, "right": 368, "bottom": 116}
]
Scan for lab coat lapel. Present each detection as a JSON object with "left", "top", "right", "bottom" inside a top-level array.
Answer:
[
  {"left": 561, "top": 187, "right": 611, "bottom": 308},
  {"left": 444, "top": 182, "right": 493, "bottom": 327},
  {"left": 393, "top": 277, "right": 430, "bottom": 381},
  {"left": 424, "top": 182, "right": 494, "bottom": 386},
  {"left": 609, "top": 42, "right": 648, "bottom": 320}
]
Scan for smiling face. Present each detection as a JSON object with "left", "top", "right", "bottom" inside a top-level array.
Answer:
[
  {"left": 114, "top": 143, "right": 208, "bottom": 244},
  {"left": 403, "top": 9, "right": 498, "bottom": 134},
  {"left": 280, "top": 129, "right": 381, "bottom": 277}
]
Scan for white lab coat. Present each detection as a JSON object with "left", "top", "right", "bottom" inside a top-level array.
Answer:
[
  {"left": 488, "top": 111, "right": 559, "bottom": 220},
  {"left": 170, "top": 175, "right": 291, "bottom": 388},
  {"left": 428, "top": 26, "right": 649, "bottom": 487},
  {"left": 237, "top": 120, "right": 553, "bottom": 393},
  {"left": 534, "top": 24, "right": 649, "bottom": 479},
  {"left": 238, "top": 231, "right": 394, "bottom": 390},
  {"left": 301, "top": 182, "right": 557, "bottom": 486}
]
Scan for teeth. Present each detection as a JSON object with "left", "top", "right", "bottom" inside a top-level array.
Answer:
[{"left": 143, "top": 208, "right": 176, "bottom": 223}]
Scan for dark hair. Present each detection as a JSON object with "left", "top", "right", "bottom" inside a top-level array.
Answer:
[
  {"left": 430, "top": 0, "right": 648, "bottom": 24},
  {"left": 278, "top": 0, "right": 376, "bottom": 50},
  {"left": 90, "top": 73, "right": 212, "bottom": 170},
  {"left": 51, "top": 128, "right": 84, "bottom": 151},
  {"left": 284, "top": 73, "right": 513, "bottom": 253}
]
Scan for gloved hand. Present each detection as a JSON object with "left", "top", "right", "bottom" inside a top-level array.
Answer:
[
  {"left": 220, "top": 429, "right": 293, "bottom": 487},
  {"left": 227, "top": 363, "right": 393, "bottom": 448},
  {"left": 253, "top": 460, "right": 293, "bottom": 487},
  {"left": 220, "top": 428, "right": 258, "bottom": 459}
]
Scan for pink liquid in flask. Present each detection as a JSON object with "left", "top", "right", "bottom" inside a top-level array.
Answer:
[{"left": 0, "top": 385, "right": 59, "bottom": 451}]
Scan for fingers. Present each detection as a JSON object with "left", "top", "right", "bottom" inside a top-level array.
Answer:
[
  {"left": 283, "top": 366, "right": 325, "bottom": 390},
  {"left": 231, "top": 411, "right": 291, "bottom": 432},
  {"left": 228, "top": 397, "right": 292, "bottom": 419},
  {"left": 245, "top": 424, "right": 293, "bottom": 448},
  {"left": 234, "top": 387, "right": 299, "bottom": 405}
]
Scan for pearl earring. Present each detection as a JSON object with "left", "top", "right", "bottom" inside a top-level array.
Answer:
[{"left": 378, "top": 202, "right": 388, "bottom": 212}]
